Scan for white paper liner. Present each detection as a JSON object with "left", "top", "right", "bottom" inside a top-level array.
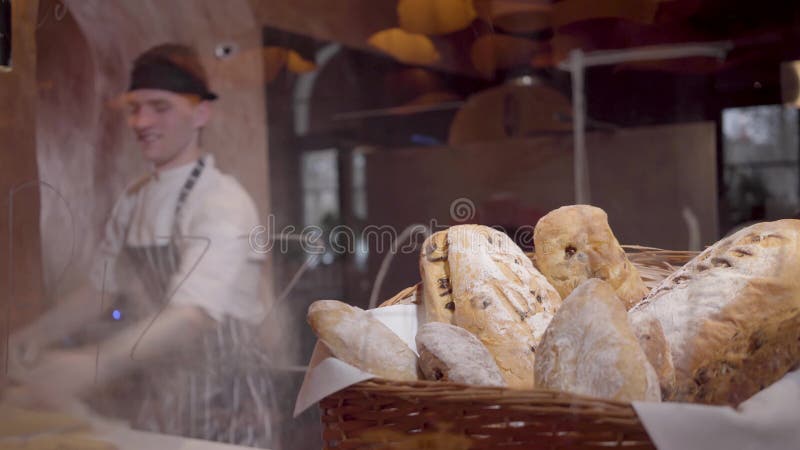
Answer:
[
  {"left": 633, "top": 367, "right": 800, "bottom": 450},
  {"left": 293, "top": 304, "right": 417, "bottom": 417}
]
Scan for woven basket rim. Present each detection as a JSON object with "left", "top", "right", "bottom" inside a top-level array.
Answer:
[{"left": 345, "top": 378, "right": 637, "bottom": 409}]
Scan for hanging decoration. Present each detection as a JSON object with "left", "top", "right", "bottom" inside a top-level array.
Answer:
[
  {"left": 286, "top": 50, "right": 317, "bottom": 74},
  {"left": 368, "top": 28, "right": 441, "bottom": 65},
  {"left": 262, "top": 46, "right": 317, "bottom": 83},
  {"left": 474, "top": 0, "right": 552, "bottom": 34},
  {"left": 397, "top": 0, "right": 477, "bottom": 35}
]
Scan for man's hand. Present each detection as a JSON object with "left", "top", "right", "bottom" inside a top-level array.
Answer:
[
  {"left": 6, "top": 349, "right": 96, "bottom": 396},
  {"left": 2, "top": 383, "right": 95, "bottom": 418},
  {"left": 4, "top": 305, "right": 212, "bottom": 418},
  {"left": 9, "top": 282, "right": 107, "bottom": 367},
  {"left": 2, "top": 349, "right": 97, "bottom": 418},
  {"left": 8, "top": 327, "right": 50, "bottom": 371}
]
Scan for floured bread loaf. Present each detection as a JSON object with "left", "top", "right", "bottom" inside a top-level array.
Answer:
[
  {"left": 630, "top": 219, "right": 800, "bottom": 405},
  {"left": 534, "top": 205, "right": 648, "bottom": 309},
  {"left": 535, "top": 279, "right": 661, "bottom": 402},
  {"left": 446, "top": 224, "right": 561, "bottom": 389},
  {"left": 416, "top": 322, "right": 506, "bottom": 387},
  {"left": 307, "top": 300, "right": 418, "bottom": 381}
]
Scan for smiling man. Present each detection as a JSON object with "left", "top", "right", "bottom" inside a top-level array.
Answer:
[
  {"left": 126, "top": 45, "right": 215, "bottom": 167},
  {"left": 7, "top": 44, "right": 275, "bottom": 448}
]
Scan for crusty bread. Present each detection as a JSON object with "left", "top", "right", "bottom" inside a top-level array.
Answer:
[
  {"left": 630, "top": 219, "right": 800, "bottom": 405},
  {"left": 534, "top": 205, "right": 648, "bottom": 309},
  {"left": 628, "top": 313, "right": 676, "bottom": 398},
  {"left": 419, "top": 231, "right": 454, "bottom": 324},
  {"left": 416, "top": 322, "right": 506, "bottom": 387},
  {"left": 307, "top": 300, "right": 418, "bottom": 381},
  {"left": 446, "top": 225, "right": 561, "bottom": 389},
  {"left": 534, "top": 279, "right": 661, "bottom": 402}
]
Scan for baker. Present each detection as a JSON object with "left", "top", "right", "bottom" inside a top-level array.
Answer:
[{"left": 7, "top": 43, "right": 275, "bottom": 448}]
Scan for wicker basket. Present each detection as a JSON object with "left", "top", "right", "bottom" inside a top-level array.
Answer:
[{"left": 320, "top": 247, "right": 698, "bottom": 450}]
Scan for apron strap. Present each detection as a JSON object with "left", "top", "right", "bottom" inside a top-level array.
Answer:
[
  {"left": 120, "top": 155, "right": 208, "bottom": 246},
  {"left": 171, "top": 156, "right": 207, "bottom": 240}
]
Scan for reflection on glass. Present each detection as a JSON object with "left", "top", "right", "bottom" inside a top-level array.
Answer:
[{"left": 723, "top": 105, "right": 799, "bottom": 232}]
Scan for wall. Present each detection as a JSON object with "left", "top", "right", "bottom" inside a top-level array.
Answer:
[
  {"left": 0, "top": 0, "right": 43, "bottom": 370},
  {"left": 365, "top": 122, "right": 718, "bottom": 298}
]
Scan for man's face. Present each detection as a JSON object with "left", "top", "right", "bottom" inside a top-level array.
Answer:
[{"left": 124, "top": 89, "right": 210, "bottom": 166}]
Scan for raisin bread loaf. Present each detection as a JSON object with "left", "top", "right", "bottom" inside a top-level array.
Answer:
[
  {"left": 629, "top": 219, "right": 800, "bottom": 405},
  {"left": 445, "top": 225, "right": 561, "bottom": 388}
]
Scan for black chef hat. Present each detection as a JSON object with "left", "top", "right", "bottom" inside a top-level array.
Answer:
[{"left": 128, "top": 43, "right": 218, "bottom": 101}]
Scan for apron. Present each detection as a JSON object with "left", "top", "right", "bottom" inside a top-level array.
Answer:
[{"left": 90, "top": 157, "right": 276, "bottom": 448}]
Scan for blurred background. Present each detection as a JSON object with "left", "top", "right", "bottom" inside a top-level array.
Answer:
[{"left": 3, "top": 1, "right": 800, "bottom": 449}]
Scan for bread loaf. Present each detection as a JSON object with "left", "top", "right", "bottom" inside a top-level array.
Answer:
[
  {"left": 419, "top": 231, "right": 454, "bottom": 324},
  {"left": 534, "top": 279, "right": 661, "bottom": 402},
  {"left": 307, "top": 300, "right": 419, "bottom": 381},
  {"left": 629, "top": 219, "right": 800, "bottom": 405},
  {"left": 534, "top": 205, "right": 648, "bottom": 309},
  {"left": 416, "top": 322, "right": 506, "bottom": 387},
  {"left": 446, "top": 225, "right": 561, "bottom": 388}
]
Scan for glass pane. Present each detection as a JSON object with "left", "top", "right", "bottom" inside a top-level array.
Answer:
[
  {"left": 6, "top": 3, "right": 800, "bottom": 450},
  {"left": 722, "top": 105, "right": 799, "bottom": 231}
]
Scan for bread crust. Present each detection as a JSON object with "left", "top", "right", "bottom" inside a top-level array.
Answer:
[
  {"left": 416, "top": 322, "right": 506, "bottom": 387},
  {"left": 630, "top": 219, "right": 800, "bottom": 405},
  {"left": 534, "top": 205, "right": 648, "bottom": 309},
  {"left": 628, "top": 314, "right": 676, "bottom": 398},
  {"left": 534, "top": 279, "right": 661, "bottom": 402},
  {"left": 307, "top": 300, "right": 419, "bottom": 381},
  {"left": 419, "top": 231, "right": 454, "bottom": 324}
]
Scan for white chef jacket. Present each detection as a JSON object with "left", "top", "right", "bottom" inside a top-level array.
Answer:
[
  {"left": 89, "top": 154, "right": 266, "bottom": 324},
  {"left": 84, "top": 154, "right": 275, "bottom": 447}
]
